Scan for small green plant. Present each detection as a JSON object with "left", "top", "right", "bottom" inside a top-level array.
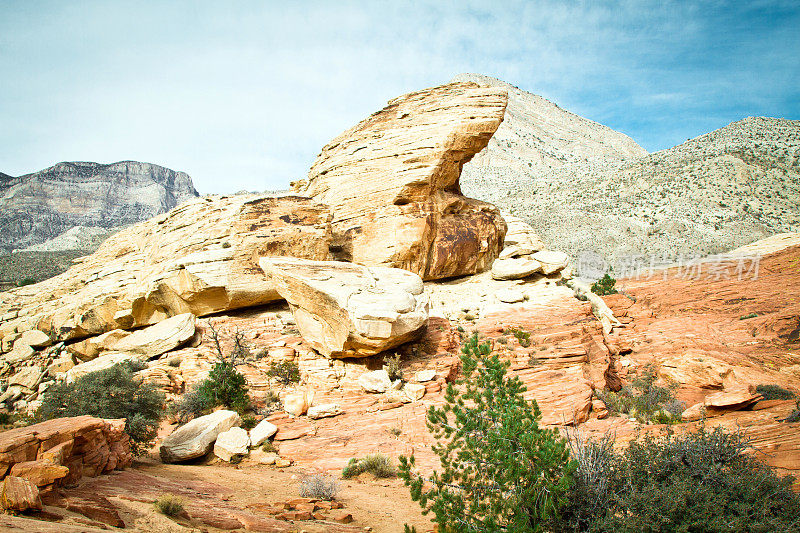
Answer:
[
  {"left": 299, "top": 474, "right": 339, "bottom": 500},
  {"left": 595, "top": 364, "right": 682, "bottom": 423},
  {"left": 739, "top": 312, "right": 759, "bottom": 320},
  {"left": 37, "top": 361, "right": 164, "bottom": 455},
  {"left": 240, "top": 415, "right": 258, "bottom": 430},
  {"left": 756, "top": 384, "right": 796, "bottom": 400},
  {"left": 261, "top": 440, "right": 278, "bottom": 453},
  {"left": 591, "top": 273, "right": 618, "bottom": 296},
  {"left": 342, "top": 453, "right": 397, "bottom": 479},
  {"left": 506, "top": 327, "right": 531, "bottom": 347},
  {"left": 0, "top": 412, "right": 11, "bottom": 425},
  {"left": 16, "top": 277, "right": 36, "bottom": 287},
  {"left": 383, "top": 353, "right": 403, "bottom": 381},
  {"left": 388, "top": 426, "right": 402, "bottom": 437},
  {"left": 496, "top": 335, "right": 508, "bottom": 345},
  {"left": 266, "top": 360, "right": 300, "bottom": 384},
  {"left": 399, "top": 332, "right": 575, "bottom": 531},
  {"left": 154, "top": 493, "right": 184, "bottom": 517}
]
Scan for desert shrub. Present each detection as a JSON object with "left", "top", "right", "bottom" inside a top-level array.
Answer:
[
  {"left": 585, "top": 425, "right": 800, "bottom": 532},
  {"left": 505, "top": 327, "right": 531, "bottom": 347},
  {"left": 37, "top": 361, "right": 164, "bottom": 454},
  {"left": 154, "top": 493, "right": 184, "bottom": 517},
  {"left": 739, "top": 312, "right": 759, "bottom": 320},
  {"left": 261, "top": 440, "right": 278, "bottom": 453},
  {"left": 194, "top": 356, "right": 250, "bottom": 413},
  {"left": 342, "top": 453, "right": 396, "bottom": 479},
  {"left": 383, "top": 353, "right": 403, "bottom": 381},
  {"left": 0, "top": 412, "right": 11, "bottom": 425},
  {"left": 16, "top": 277, "right": 36, "bottom": 287},
  {"left": 399, "top": 333, "right": 575, "bottom": 532},
  {"left": 266, "top": 360, "right": 300, "bottom": 384},
  {"left": 172, "top": 327, "right": 251, "bottom": 422},
  {"left": 596, "top": 364, "right": 682, "bottom": 423},
  {"left": 240, "top": 415, "right": 257, "bottom": 430},
  {"left": 299, "top": 474, "right": 339, "bottom": 500},
  {"left": 783, "top": 401, "right": 800, "bottom": 423},
  {"left": 591, "top": 273, "right": 617, "bottom": 296},
  {"left": 756, "top": 384, "right": 796, "bottom": 400},
  {"left": 551, "top": 429, "right": 616, "bottom": 533},
  {"left": 172, "top": 386, "right": 215, "bottom": 424}
]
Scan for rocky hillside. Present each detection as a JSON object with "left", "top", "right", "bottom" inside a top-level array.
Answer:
[
  {"left": 0, "top": 161, "right": 199, "bottom": 253},
  {"left": 458, "top": 74, "right": 800, "bottom": 271}
]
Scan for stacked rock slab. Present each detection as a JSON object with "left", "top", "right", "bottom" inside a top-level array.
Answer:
[
  {"left": 301, "top": 81, "right": 509, "bottom": 280},
  {"left": 0, "top": 416, "right": 131, "bottom": 500},
  {"left": 261, "top": 257, "right": 428, "bottom": 358},
  {"left": 0, "top": 195, "right": 332, "bottom": 346}
]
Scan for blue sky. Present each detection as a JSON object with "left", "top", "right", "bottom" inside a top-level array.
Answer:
[{"left": 1, "top": 0, "right": 797, "bottom": 193}]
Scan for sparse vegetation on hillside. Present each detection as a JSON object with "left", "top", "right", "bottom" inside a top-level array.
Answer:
[
  {"left": 596, "top": 364, "right": 683, "bottom": 423},
  {"left": 399, "top": 333, "right": 575, "bottom": 531},
  {"left": 591, "top": 273, "right": 618, "bottom": 296},
  {"left": 266, "top": 360, "right": 300, "bottom": 384},
  {"left": 37, "top": 361, "right": 164, "bottom": 454}
]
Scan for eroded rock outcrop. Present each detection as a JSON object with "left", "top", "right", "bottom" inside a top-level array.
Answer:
[
  {"left": 0, "top": 416, "right": 131, "bottom": 499},
  {"left": 261, "top": 258, "right": 428, "bottom": 358},
  {"left": 301, "top": 81, "right": 509, "bottom": 280},
  {"left": 0, "top": 195, "right": 332, "bottom": 346}
]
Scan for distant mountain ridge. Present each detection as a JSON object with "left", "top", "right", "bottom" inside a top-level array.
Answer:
[
  {"left": 0, "top": 161, "right": 199, "bottom": 252},
  {"left": 456, "top": 74, "right": 800, "bottom": 269}
]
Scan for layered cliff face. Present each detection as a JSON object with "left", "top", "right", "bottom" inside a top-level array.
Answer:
[
  {"left": 301, "top": 81, "right": 509, "bottom": 280},
  {"left": 0, "top": 161, "right": 199, "bottom": 252}
]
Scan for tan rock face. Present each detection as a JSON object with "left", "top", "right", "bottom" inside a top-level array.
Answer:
[
  {"left": 302, "top": 81, "right": 509, "bottom": 280},
  {"left": 0, "top": 195, "right": 331, "bottom": 345},
  {"left": 261, "top": 258, "right": 428, "bottom": 358},
  {"left": 0, "top": 416, "right": 131, "bottom": 493}
]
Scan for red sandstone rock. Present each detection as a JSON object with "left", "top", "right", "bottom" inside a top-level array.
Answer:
[{"left": 1, "top": 476, "right": 42, "bottom": 512}]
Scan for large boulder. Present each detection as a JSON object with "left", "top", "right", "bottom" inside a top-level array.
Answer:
[
  {"left": 213, "top": 427, "right": 250, "bottom": 462},
  {"left": 261, "top": 258, "right": 428, "bottom": 358},
  {"left": 1, "top": 477, "right": 42, "bottom": 512},
  {"left": 159, "top": 410, "right": 241, "bottom": 463},
  {"left": 300, "top": 81, "right": 508, "bottom": 280},
  {"left": 0, "top": 195, "right": 332, "bottom": 347}
]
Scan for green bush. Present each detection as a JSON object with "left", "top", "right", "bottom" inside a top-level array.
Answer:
[
  {"left": 756, "top": 384, "right": 796, "bottom": 400},
  {"left": 591, "top": 273, "right": 618, "bottom": 296},
  {"left": 505, "top": 327, "right": 531, "bottom": 347},
  {"left": 596, "top": 364, "right": 683, "bottom": 423},
  {"left": 172, "top": 327, "right": 251, "bottom": 422},
  {"left": 399, "top": 333, "right": 575, "bottom": 532},
  {"left": 195, "top": 357, "right": 250, "bottom": 413},
  {"left": 555, "top": 425, "right": 800, "bottom": 532},
  {"left": 154, "top": 493, "right": 184, "bottom": 517},
  {"left": 37, "top": 361, "right": 164, "bottom": 454},
  {"left": 16, "top": 277, "right": 37, "bottom": 287},
  {"left": 342, "top": 453, "right": 397, "bottom": 479},
  {"left": 266, "top": 360, "right": 300, "bottom": 384}
]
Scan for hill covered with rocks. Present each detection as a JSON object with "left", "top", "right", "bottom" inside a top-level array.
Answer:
[{"left": 458, "top": 74, "right": 800, "bottom": 270}]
